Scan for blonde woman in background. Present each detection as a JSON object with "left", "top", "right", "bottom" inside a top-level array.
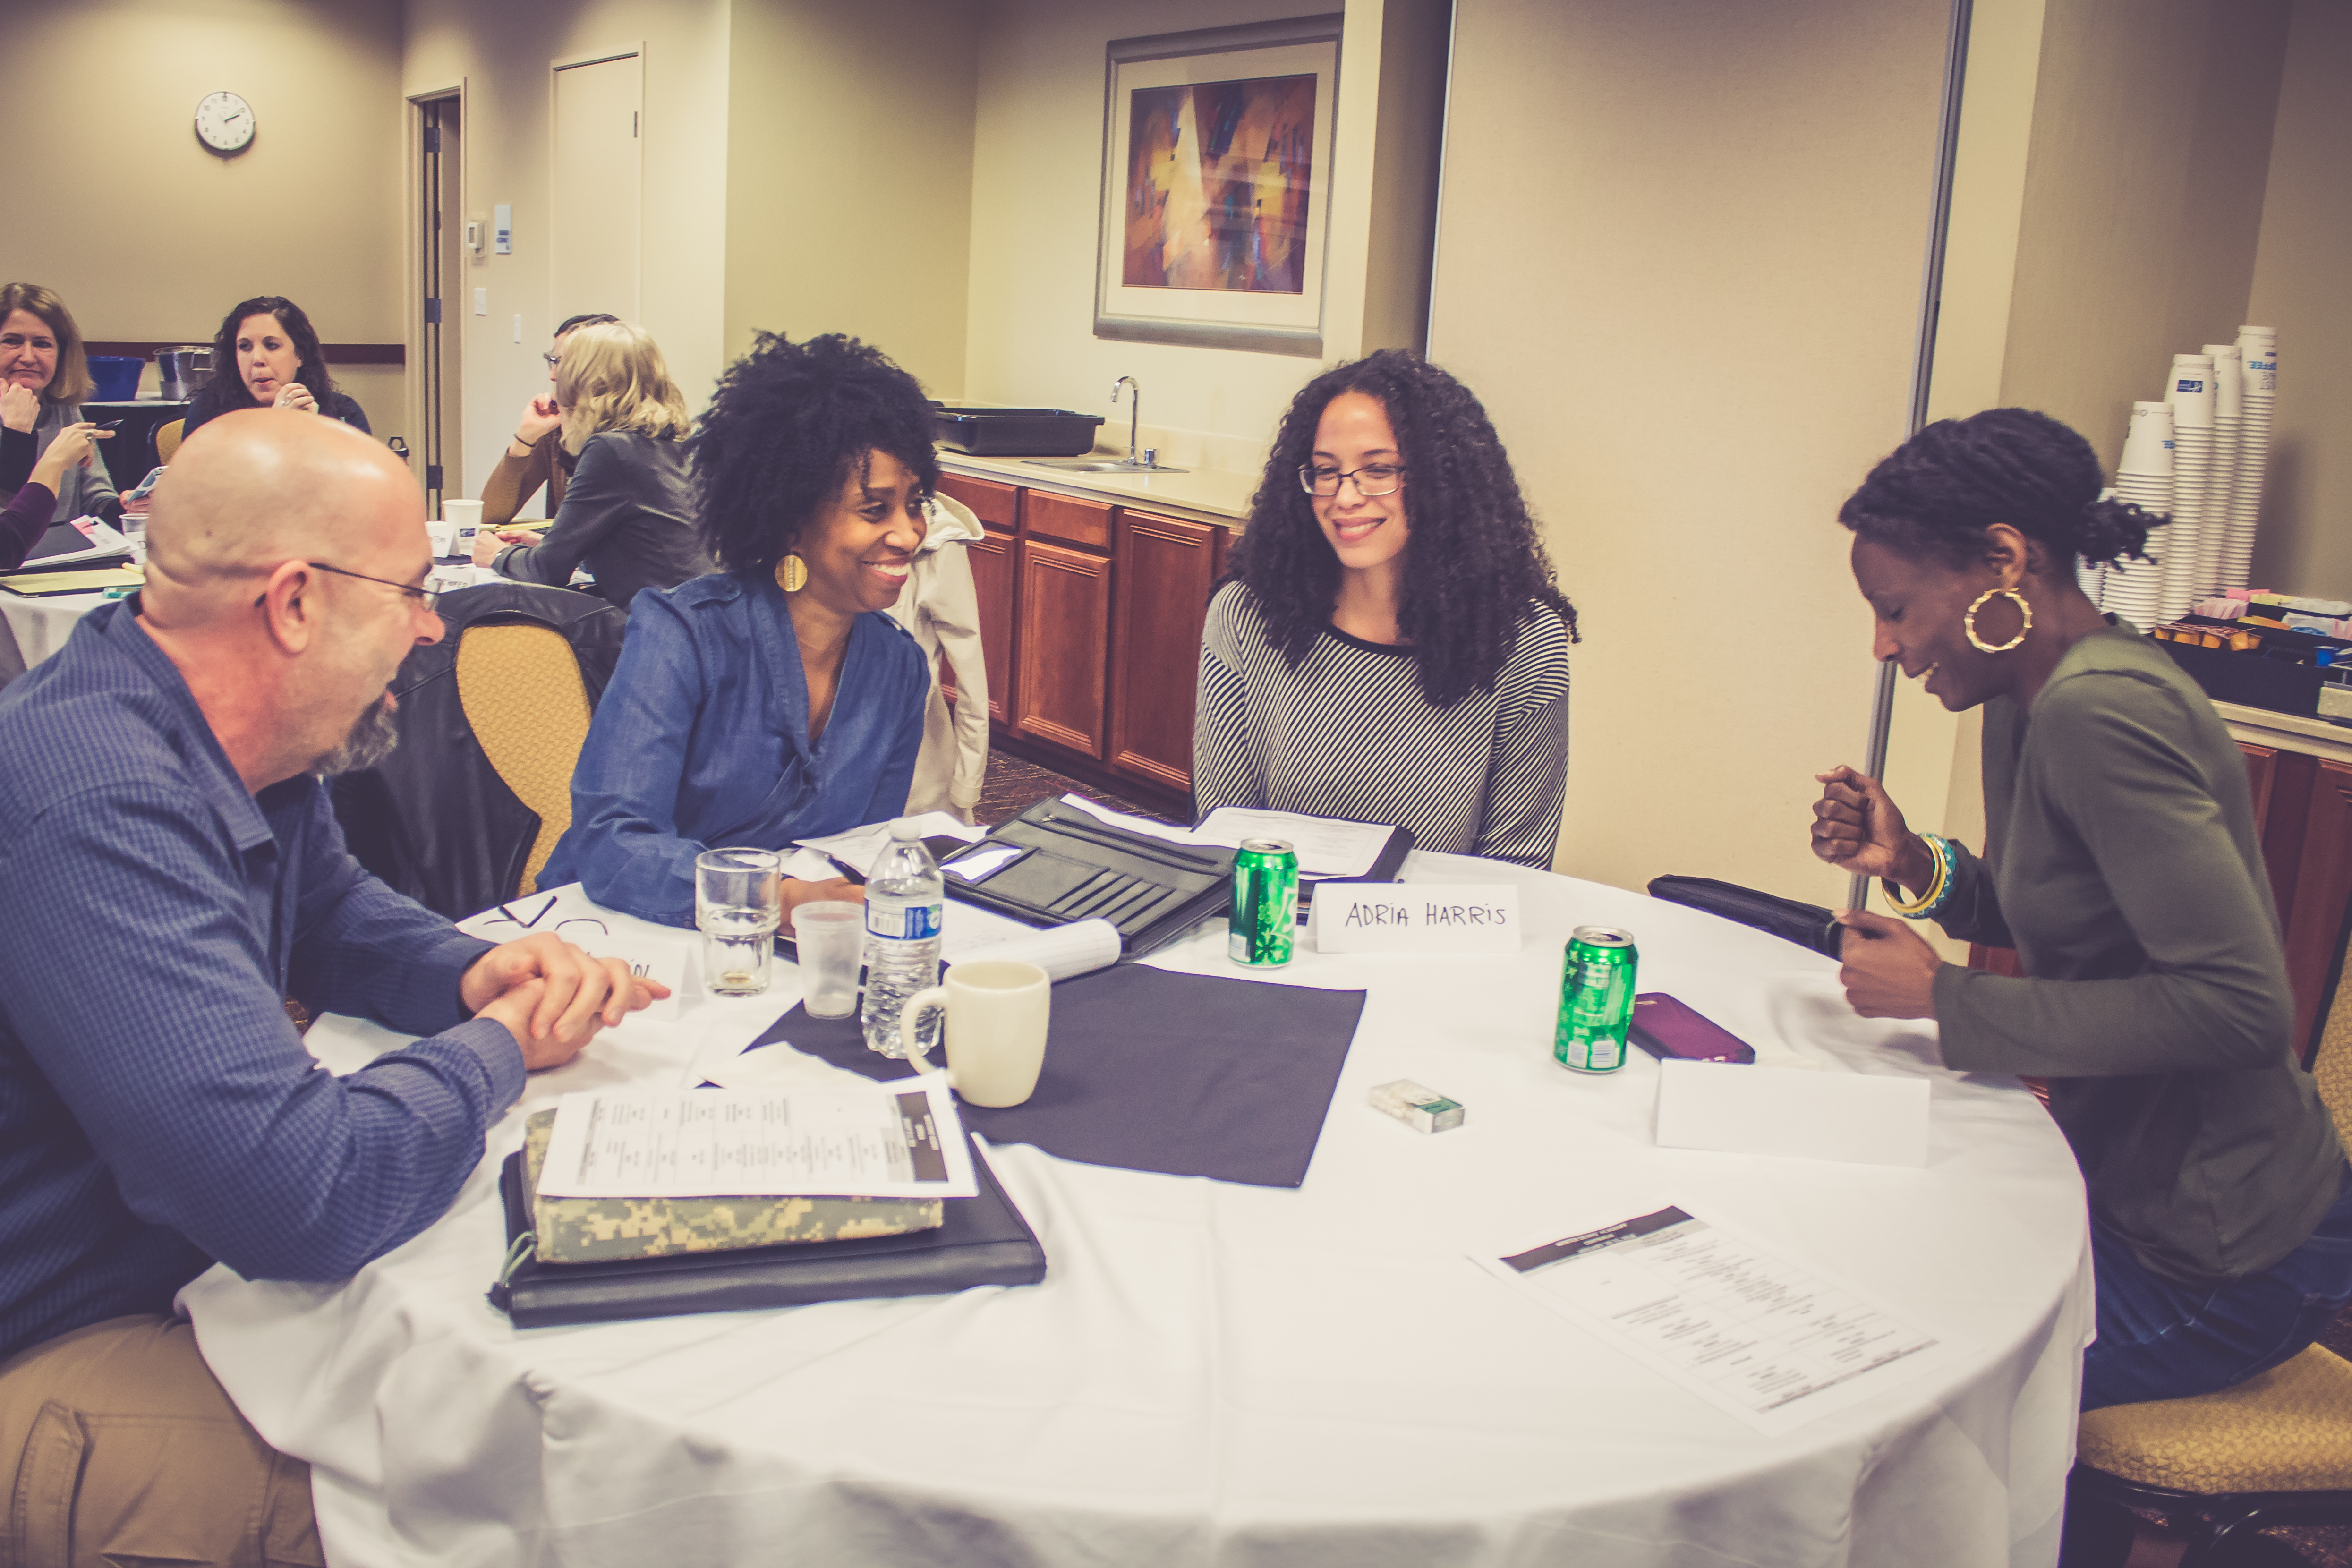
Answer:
[
  {"left": 0, "top": 282, "right": 119, "bottom": 523},
  {"left": 480, "top": 311, "right": 617, "bottom": 527},
  {"left": 884, "top": 491, "right": 990, "bottom": 822},
  {"left": 476, "top": 320, "right": 714, "bottom": 609}
]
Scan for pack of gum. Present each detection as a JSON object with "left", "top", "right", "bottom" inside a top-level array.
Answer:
[{"left": 1369, "top": 1079, "right": 1466, "bottom": 1134}]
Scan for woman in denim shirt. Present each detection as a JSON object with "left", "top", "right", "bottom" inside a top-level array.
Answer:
[{"left": 538, "top": 334, "right": 934, "bottom": 926}]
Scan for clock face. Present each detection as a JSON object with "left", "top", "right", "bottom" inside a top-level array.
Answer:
[{"left": 195, "top": 91, "right": 255, "bottom": 154}]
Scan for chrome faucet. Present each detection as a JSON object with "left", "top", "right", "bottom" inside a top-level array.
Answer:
[{"left": 1111, "top": 377, "right": 1142, "bottom": 465}]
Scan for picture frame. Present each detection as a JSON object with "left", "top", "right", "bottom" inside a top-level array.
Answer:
[{"left": 1095, "top": 15, "right": 1343, "bottom": 358}]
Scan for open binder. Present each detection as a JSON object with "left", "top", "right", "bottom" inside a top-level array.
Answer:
[{"left": 939, "top": 796, "right": 1239, "bottom": 955}]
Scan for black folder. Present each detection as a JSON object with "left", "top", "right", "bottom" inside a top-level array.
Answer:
[
  {"left": 489, "top": 1138, "right": 1047, "bottom": 1329},
  {"left": 939, "top": 796, "right": 1237, "bottom": 955}
]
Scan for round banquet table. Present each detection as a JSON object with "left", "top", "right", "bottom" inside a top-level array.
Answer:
[
  {"left": 181, "top": 852, "right": 2093, "bottom": 1568},
  {"left": 0, "top": 588, "right": 111, "bottom": 670}
]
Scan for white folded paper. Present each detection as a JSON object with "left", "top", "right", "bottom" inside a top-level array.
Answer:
[
  {"left": 953, "top": 916, "right": 1123, "bottom": 981},
  {"left": 797, "top": 813, "right": 986, "bottom": 878},
  {"left": 1312, "top": 884, "right": 1521, "bottom": 954},
  {"left": 1653, "top": 1058, "right": 1930, "bottom": 1167},
  {"left": 1056, "top": 794, "right": 1397, "bottom": 879}
]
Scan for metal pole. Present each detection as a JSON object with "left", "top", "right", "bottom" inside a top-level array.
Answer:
[{"left": 1850, "top": 0, "right": 1975, "bottom": 911}]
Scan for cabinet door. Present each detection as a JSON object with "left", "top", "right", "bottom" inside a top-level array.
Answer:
[
  {"left": 2283, "top": 759, "right": 2352, "bottom": 1062},
  {"left": 966, "top": 526, "right": 1018, "bottom": 724},
  {"left": 1026, "top": 491, "right": 1113, "bottom": 551},
  {"left": 2239, "top": 742, "right": 2278, "bottom": 839},
  {"left": 1014, "top": 540, "right": 1111, "bottom": 758},
  {"left": 938, "top": 473, "right": 1020, "bottom": 532},
  {"left": 1110, "top": 509, "right": 1219, "bottom": 794}
]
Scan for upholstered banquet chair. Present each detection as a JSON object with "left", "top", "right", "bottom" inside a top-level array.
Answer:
[{"left": 2066, "top": 938, "right": 2352, "bottom": 1564}]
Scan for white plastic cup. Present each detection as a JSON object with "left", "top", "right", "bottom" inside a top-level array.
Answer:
[{"left": 790, "top": 901, "right": 865, "bottom": 1019}]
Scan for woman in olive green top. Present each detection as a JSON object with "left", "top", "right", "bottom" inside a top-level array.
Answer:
[{"left": 1808, "top": 410, "right": 2351, "bottom": 1432}]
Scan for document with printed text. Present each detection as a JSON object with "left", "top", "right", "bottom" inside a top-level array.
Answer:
[
  {"left": 538, "top": 1074, "right": 977, "bottom": 1200},
  {"left": 1476, "top": 1205, "right": 1953, "bottom": 1435}
]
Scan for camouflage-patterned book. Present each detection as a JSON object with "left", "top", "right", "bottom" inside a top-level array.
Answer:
[{"left": 520, "top": 1109, "right": 945, "bottom": 1264}]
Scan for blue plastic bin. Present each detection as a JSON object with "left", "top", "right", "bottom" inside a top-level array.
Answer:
[{"left": 87, "top": 355, "right": 142, "bottom": 402}]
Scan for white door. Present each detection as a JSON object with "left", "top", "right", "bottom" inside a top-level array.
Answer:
[{"left": 551, "top": 53, "right": 642, "bottom": 324}]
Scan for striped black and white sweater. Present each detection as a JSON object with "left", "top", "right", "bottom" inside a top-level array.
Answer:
[{"left": 1192, "top": 583, "right": 1572, "bottom": 868}]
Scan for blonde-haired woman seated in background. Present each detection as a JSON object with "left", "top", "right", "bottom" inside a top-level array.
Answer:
[{"left": 476, "top": 319, "right": 714, "bottom": 610}]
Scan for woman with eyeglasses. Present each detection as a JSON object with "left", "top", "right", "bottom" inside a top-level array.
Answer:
[
  {"left": 535, "top": 332, "right": 933, "bottom": 927},
  {"left": 479, "top": 312, "right": 617, "bottom": 528},
  {"left": 1194, "top": 350, "right": 1577, "bottom": 866},
  {"left": 473, "top": 319, "right": 715, "bottom": 611}
]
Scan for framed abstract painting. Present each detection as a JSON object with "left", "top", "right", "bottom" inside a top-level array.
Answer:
[{"left": 1095, "top": 16, "right": 1342, "bottom": 357}]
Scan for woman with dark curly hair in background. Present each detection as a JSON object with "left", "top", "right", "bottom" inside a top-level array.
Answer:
[
  {"left": 536, "top": 332, "right": 933, "bottom": 926},
  {"left": 178, "top": 296, "right": 370, "bottom": 441},
  {"left": 1194, "top": 349, "right": 1576, "bottom": 866},
  {"left": 1805, "top": 408, "right": 2350, "bottom": 1568}
]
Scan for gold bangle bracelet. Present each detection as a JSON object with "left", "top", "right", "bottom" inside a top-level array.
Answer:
[{"left": 1881, "top": 835, "right": 1948, "bottom": 918}]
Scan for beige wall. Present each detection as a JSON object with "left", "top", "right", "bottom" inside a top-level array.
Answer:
[
  {"left": 962, "top": 0, "right": 1446, "bottom": 473},
  {"left": 8, "top": 0, "right": 406, "bottom": 432},
  {"left": 1996, "top": 0, "right": 2292, "bottom": 464},
  {"left": 1428, "top": 0, "right": 1952, "bottom": 902},
  {"left": 2245, "top": 0, "right": 2352, "bottom": 599},
  {"left": 723, "top": 0, "right": 982, "bottom": 398},
  {"left": 403, "top": 0, "right": 731, "bottom": 504}
]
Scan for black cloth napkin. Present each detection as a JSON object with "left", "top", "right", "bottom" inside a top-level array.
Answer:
[{"left": 749, "top": 964, "right": 1366, "bottom": 1189}]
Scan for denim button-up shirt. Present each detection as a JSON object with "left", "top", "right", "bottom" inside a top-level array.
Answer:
[
  {"left": 539, "top": 572, "right": 928, "bottom": 927},
  {"left": 0, "top": 601, "right": 518, "bottom": 1362}
]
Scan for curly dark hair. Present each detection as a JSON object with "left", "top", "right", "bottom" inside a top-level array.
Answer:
[
  {"left": 1840, "top": 407, "right": 2156, "bottom": 572},
  {"left": 1225, "top": 349, "right": 1575, "bottom": 707},
  {"left": 186, "top": 296, "right": 340, "bottom": 424},
  {"left": 691, "top": 332, "right": 939, "bottom": 582}
]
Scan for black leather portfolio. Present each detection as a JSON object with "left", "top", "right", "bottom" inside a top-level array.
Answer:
[
  {"left": 1646, "top": 875, "right": 1845, "bottom": 960},
  {"left": 489, "top": 1138, "right": 1047, "bottom": 1329},
  {"left": 939, "top": 796, "right": 1237, "bottom": 955}
]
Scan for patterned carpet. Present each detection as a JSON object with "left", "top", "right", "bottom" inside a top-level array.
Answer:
[{"left": 972, "top": 752, "right": 2352, "bottom": 1563}]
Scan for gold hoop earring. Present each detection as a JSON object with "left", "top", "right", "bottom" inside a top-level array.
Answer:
[
  {"left": 1964, "top": 588, "right": 2032, "bottom": 654},
  {"left": 775, "top": 553, "right": 808, "bottom": 594}
]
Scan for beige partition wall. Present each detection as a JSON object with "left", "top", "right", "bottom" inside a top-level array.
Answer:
[{"left": 1428, "top": 0, "right": 1953, "bottom": 900}]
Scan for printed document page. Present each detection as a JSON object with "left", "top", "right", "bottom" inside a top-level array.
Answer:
[
  {"left": 1057, "top": 794, "right": 1395, "bottom": 878},
  {"left": 539, "top": 1074, "right": 978, "bottom": 1200},
  {"left": 1476, "top": 1205, "right": 1954, "bottom": 1435}
]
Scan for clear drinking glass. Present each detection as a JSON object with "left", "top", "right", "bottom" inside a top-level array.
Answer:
[{"left": 695, "top": 847, "right": 783, "bottom": 996}]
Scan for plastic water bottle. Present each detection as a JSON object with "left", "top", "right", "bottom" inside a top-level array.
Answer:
[{"left": 860, "top": 818, "right": 945, "bottom": 1057}]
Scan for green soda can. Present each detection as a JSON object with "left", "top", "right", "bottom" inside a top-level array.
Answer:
[
  {"left": 1555, "top": 925, "right": 1638, "bottom": 1073},
  {"left": 1227, "top": 838, "right": 1298, "bottom": 968}
]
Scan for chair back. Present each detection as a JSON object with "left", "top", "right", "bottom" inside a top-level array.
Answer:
[
  {"left": 155, "top": 419, "right": 184, "bottom": 463},
  {"left": 2314, "top": 932, "right": 2352, "bottom": 1150},
  {"left": 454, "top": 623, "right": 594, "bottom": 896}
]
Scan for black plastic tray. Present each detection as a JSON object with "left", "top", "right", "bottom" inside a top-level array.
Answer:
[{"left": 933, "top": 406, "right": 1104, "bottom": 457}]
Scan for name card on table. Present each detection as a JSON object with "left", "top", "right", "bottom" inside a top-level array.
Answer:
[
  {"left": 1312, "top": 885, "right": 1522, "bottom": 954},
  {"left": 559, "top": 929, "right": 692, "bottom": 1019},
  {"left": 1653, "top": 1058, "right": 1929, "bottom": 1167}
]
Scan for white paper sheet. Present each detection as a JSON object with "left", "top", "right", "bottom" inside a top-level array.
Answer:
[
  {"left": 1476, "top": 1205, "right": 1952, "bottom": 1436},
  {"left": 538, "top": 1074, "right": 978, "bottom": 1199},
  {"left": 798, "top": 814, "right": 985, "bottom": 878},
  {"left": 1653, "top": 1058, "right": 1931, "bottom": 1167},
  {"left": 954, "top": 917, "right": 1122, "bottom": 981},
  {"left": 1055, "top": 794, "right": 1397, "bottom": 878}
]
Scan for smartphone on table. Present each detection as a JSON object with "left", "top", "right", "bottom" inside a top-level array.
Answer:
[{"left": 1628, "top": 993, "right": 1756, "bottom": 1064}]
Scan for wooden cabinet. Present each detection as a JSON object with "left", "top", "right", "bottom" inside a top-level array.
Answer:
[
  {"left": 937, "top": 472, "right": 1019, "bottom": 532},
  {"left": 967, "top": 526, "right": 1018, "bottom": 724},
  {"left": 1109, "top": 508, "right": 1219, "bottom": 794},
  {"left": 1025, "top": 491, "right": 1112, "bottom": 551},
  {"left": 1014, "top": 539, "right": 1112, "bottom": 759}
]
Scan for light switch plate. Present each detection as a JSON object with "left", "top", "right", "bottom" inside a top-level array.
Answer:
[{"left": 473, "top": 288, "right": 487, "bottom": 316}]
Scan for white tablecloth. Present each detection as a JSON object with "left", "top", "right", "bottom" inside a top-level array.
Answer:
[
  {"left": 0, "top": 589, "right": 108, "bottom": 669},
  {"left": 181, "top": 856, "right": 2092, "bottom": 1568}
]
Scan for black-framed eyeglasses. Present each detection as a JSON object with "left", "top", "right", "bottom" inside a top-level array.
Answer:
[
  {"left": 1297, "top": 463, "right": 1406, "bottom": 498},
  {"left": 482, "top": 893, "right": 559, "bottom": 930},
  {"left": 541, "top": 352, "right": 562, "bottom": 368},
  {"left": 254, "top": 561, "right": 440, "bottom": 612}
]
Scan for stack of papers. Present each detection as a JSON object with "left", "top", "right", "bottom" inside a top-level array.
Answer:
[{"left": 0, "top": 565, "right": 143, "bottom": 597}]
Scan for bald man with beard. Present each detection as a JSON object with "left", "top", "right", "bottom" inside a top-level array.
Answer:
[{"left": 0, "top": 409, "right": 665, "bottom": 1564}]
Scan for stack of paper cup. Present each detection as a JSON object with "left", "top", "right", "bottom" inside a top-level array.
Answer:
[
  {"left": 2159, "top": 355, "right": 2216, "bottom": 621},
  {"left": 2201, "top": 344, "right": 2242, "bottom": 599},
  {"left": 2106, "top": 400, "right": 2174, "bottom": 628},
  {"left": 2225, "top": 326, "right": 2277, "bottom": 592}
]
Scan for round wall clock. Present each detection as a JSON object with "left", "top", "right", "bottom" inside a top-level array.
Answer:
[{"left": 195, "top": 91, "right": 256, "bottom": 155}]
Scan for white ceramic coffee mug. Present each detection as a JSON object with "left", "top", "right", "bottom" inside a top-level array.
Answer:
[{"left": 899, "top": 959, "right": 1050, "bottom": 1108}]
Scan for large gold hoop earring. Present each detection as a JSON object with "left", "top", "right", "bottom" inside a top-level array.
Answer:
[
  {"left": 775, "top": 553, "right": 809, "bottom": 594},
  {"left": 1964, "top": 588, "right": 2032, "bottom": 654}
]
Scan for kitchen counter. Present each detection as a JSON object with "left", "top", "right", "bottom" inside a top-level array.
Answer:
[
  {"left": 937, "top": 449, "right": 1255, "bottom": 528},
  {"left": 2216, "top": 700, "right": 2352, "bottom": 765}
]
